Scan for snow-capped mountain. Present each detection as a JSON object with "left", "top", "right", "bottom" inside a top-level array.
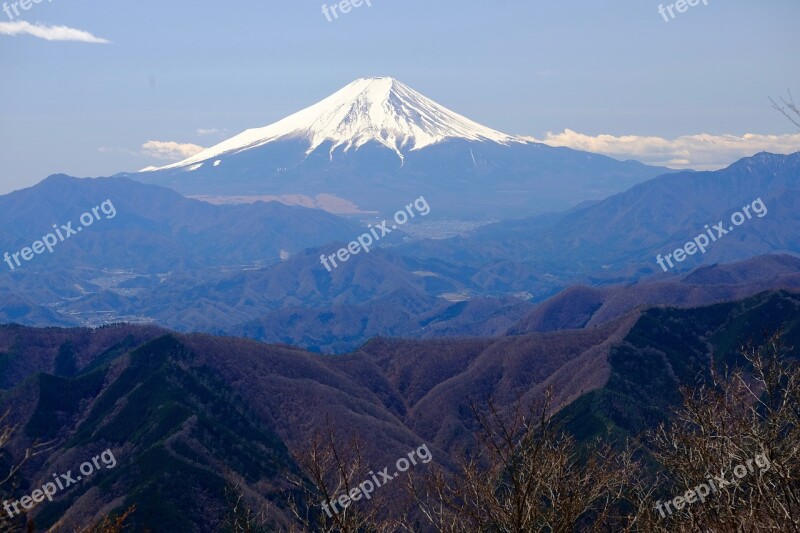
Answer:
[
  {"left": 132, "top": 77, "right": 672, "bottom": 218},
  {"left": 151, "top": 77, "right": 526, "bottom": 170}
]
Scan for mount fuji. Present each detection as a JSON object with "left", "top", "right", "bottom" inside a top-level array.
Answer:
[{"left": 132, "top": 77, "right": 671, "bottom": 218}]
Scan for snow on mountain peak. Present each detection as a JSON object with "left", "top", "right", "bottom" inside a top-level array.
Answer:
[{"left": 147, "top": 77, "right": 526, "bottom": 170}]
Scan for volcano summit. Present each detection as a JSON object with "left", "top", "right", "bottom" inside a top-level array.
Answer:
[{"left": 133, "top": 77, "right": 669, "bottom": 218}]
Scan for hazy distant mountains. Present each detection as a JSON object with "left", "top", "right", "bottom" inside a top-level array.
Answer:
[
  {"left": 130, "top": 77, "right": 670, "bottom": 218},
  {"left": 0, "top": 174, "right": 360, "bottom": 274},
  {"left": 405, "top": 151, "right": 800, "bottom": 286},
  {"left": 1, "top": 151, "right": 798, "bottom": 351}
]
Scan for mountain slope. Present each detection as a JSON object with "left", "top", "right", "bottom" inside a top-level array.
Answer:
[
  {"left": 0, "top": 327, "right": 302, "bottom": 531},
  {"left": 556, "top": 290, "right": 800, "bottom": 443}
]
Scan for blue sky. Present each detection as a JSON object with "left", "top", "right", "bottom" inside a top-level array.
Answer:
[{"left": 1, "top": 0, "right": 799, "bottom": 194}]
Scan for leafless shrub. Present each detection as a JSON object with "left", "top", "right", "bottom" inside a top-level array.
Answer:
[
  {"left": 285, "top": 419, "right": 395, "bottom": 533},
  {"left": 623, "top": 331, "right": 800, "bottom": 532},
  {"left": 770, "top": 90, "right": 800, "bottom": 129},
  {"left": 407, "top": 389, "right": 634, "bottom": 532}
]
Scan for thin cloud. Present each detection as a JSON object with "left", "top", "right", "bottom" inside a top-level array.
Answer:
[
  {"left": 529, "top": 129, "right": 800, "bottom": 170},
  {"left": 0, "top": 21, "right": 109, "bottom": 43},
  {"left": 196, "top": 128, "right": 226, "bottom": 136},
  {"left": 142, "top": 141, "right": 206, "bottom": 161},
  {"left": 98, "top": 147, "right": 140, "bottom": 157}
]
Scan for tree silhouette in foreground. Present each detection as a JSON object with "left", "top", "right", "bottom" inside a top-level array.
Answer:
[{"left": 282, "top": 331, "right": 799, "bottom": 531}]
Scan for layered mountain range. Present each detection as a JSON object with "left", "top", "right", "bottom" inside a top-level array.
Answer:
[
  {"left": 2, "top": 150, "right": 798, "bottom": 352},
  {"left": 1, "top": 289, "right": 797, "bottom": 530}
]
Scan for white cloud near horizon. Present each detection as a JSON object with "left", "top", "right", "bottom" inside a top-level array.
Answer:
[
  {"left": 0, "top": 21, "right": 109, "bottom": 43},
  {"left": 142, "top": 141, "right": 206, "bottom": 161},
  {"left": 139, "top": 131, "right": 800, "bottom": 168},
  {"left": 530, "top": 129, "right": 800, "bottom": 170}
]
